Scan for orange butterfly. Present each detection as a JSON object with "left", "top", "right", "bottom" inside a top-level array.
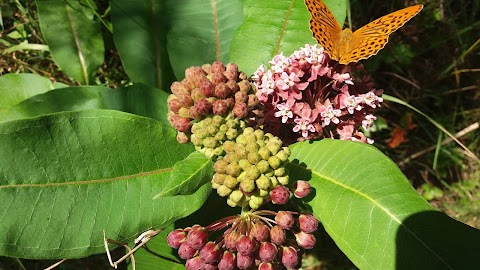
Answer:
[{"left": 305, "top": 0, "right": 423, "bottom": 64}]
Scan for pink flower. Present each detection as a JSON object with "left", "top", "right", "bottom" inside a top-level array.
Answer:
[
  {"left": 293, "top": 107, "right": 316, "bottom": 138},
  {"left": 276, "top": 72, "right": 297, "bottom": 90},
  {"left": 274, "top": 98, "right": 295, "bottom": 123},
  {"left": 320, "top": 105, "right": 342, "bottom": 126}
]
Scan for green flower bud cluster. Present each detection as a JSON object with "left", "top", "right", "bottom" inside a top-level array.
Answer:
[
  {"left": 211, "top": 127, "right": 291, "bottom": 209},
  {"left": 190, "top": 114, "right": 246, "bottom": 159},
  {"left": 166, "top": 61, "right": 261, "bottom": 144}
]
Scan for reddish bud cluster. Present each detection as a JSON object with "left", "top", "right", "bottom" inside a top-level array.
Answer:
[
  {"left": 167, "top": 209, "right": 319, "bottom": 269},
  {"left": 167, "top": 62, "right": 262, "bottom": 143}
]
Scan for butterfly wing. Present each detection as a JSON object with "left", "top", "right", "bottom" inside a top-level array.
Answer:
[
  {"left": 305, "top": 0, "right": 343, "bottom": 60},
  {"left": 339, "top": 4, "right": 423, "bottom": 64}
]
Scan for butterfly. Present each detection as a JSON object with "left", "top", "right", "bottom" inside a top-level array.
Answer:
[{"left": 305, "top": 0, "right": 423, "bottom": 64}]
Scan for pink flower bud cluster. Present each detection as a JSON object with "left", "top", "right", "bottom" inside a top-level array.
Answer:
[
  {"left": 167, "top": 209, "right": 319, "bottom": 270},
  {"left": 167, "top": 61, "right": 262, "bottom": 143},
  {"left": 251, "top": 44, "right": 383, "bottom": 145}
]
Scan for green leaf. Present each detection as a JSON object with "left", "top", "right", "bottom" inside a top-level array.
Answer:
[
  {"left": 0, "top": 110, "right": 214, "bottom": 259},
  {"left": 36, "top": 0, "right": 104, "bottom": 84},
  {"left": 230, "top": 0, "right": 315, "bottom": 75},
  {"left": 0, "top": 73, "right": 60, "bottom": 112},
  {"left": 0, "top": 84, "right": 170, "bottom": 125},
  {"left": 166, "top": 0, "right": 244, "bottom": 79},
  {"left": 289, "top": 139, "right": 480, "bottom": 269},
  {"left": 110, "top": 0, "right": 174, "bottom": 89}
]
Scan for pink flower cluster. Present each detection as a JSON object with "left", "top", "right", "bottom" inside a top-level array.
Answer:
[{"left": 252, "top": 44, "right": 383, "bottom": 144}]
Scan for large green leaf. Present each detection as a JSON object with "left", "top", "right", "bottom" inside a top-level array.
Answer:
[
  {"left": 0, "top": 110, "right": 213, "bottom": 259},
  {"left": 110, "top": 0, "right": 174, "bottom": 90},
  {"left": 230, "top": 0, "right": 315, "bottom": 75},
  {"left": 166, "top": 0, "right": 244, "bottom": 79},
  {"left": 288, "top": 139, "right": 480, "bottom": 269},
  {"left": 36, "top": 0, "right": 104, "bottom": 84},
  {"left": 0, "top": 84, "right": 169, "bottom": 125},
  {"left": 0, "top": 73, "right": 65, "bottom": 112}
]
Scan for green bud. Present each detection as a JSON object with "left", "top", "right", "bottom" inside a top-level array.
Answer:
[
  {"left": 215, "top": 132, "right": 226, "bottom": 141},
  {"left": 258, "top": 147, "right": 271, "bottom": 160},
  {"left": 266, "top": 141, "right": 281, "bottom": 155},
  {"left": 249, "top": 195, "right": 263, "bottom": 209},
  {"left": 235, "top": 145, "right": 248, "bottom": 159},
  {"left": 240, "top": 179, "right": 255, "bottom": 193},
  {"left": 191, "top": 134, "right": 203, "bottom": 146},
  {"left": 224, "top": 153, "right": 238, "bottom": 164},
  {"left": 256, "top": 160, "right": 270, "bottom": 174},
  {"left": 226, "top": 118, "right": 239, "bottom": 128},
  {"left": 204, "top": 148, "right": 215, "bottom": 159},
  {"left": 245, "top": 141, "right": 259, "bottom": 153},
  {"left": 238, "top": 159, "right": 251, "bottom": 170},
  {"left": 226, "top": 163, "right": 241, "bottom": 177},
  {"left": 245, "top": 133, "right": 256, "bottom": 143},
  {"left": 274, "top": 167, "right": 286, "bottom": 177},
  {"left": 178, "top": 107, "right": 190, "bottom": 118},
  {"left": 191, "top": 123, "right": 201, "bottom": 133},
  {"left": 213, "top": 146, "right": 224, "bottom": 157},
  {"left": 264, "top": 168, "right": 274, "bottom": 177},
  {"left": 259, "top": 189, "right": 269, "bottom": 197},
  {"left": 213, "top": 173, "right": 226, "bottom": 185},
  {"left": 282, "top": 147, "right": 291, "bottom": 156},
  {"left": 223, "top": 141, "right": 236, "bottom": 153},
  {"left": 257, "top": 140, "right": 266, "bottom": 147},
  {"left": 268, "top": 156, "right": 282, "bottom": 169},
  {"left": 264, "top": 133, "right": 274, "bottom": 140},
  {"left": 270, "top": 176, "right": 279, "bottom": 187},
  {"left": 217, "top": 185, "right": 232, "bottom": 197},
  {"left": 254, "top": 129, "right": 265, "bottom": 141},
  {"left": 214, "top": 160, "right": 229, "bottom": 174},
  {"left": 278, "top": 175, "right": 289, "bottom": 185},
  {"left": 207, "top": 125, "right": 219, "bottom": 136},
  {"left": 224, "top": 175, "right": 239, "bottom": 189},
  {"left": 219, "top": 124, "right": 228, "bottom": 133},
  {"left": 247, "top": 152, "right": 261, "bottom": 165},
  {"left": 243, "top": 127, "right": 254, "bottom": 135},
  {"left": 226, "top": 128, "right": 238, "bottom": 140},
  {"left": 239, "top": 120, "right": 246, "bottom": 130},
  {"left": 211, "top": 179, "right": 221, "bottom": 189},
  {"left": 203, "top": 137, "right": 218, "bottom": 148},
  {"left": 229, "top": 190, "right": 244, "bottom": 203},
  {"left": 256, "top": 174, "right": 271, "bottom": 190},
  {"left": 275, "top": 149, "right": 290, "bottom": 162},
  {"left": 237, "top": 171, "right": 247, "bottom": 182},
  {"left": 236, "top": 134, "right": 247, "bottom": 145},
  {"left": 212, "top": 115, "right": 224, "bottom": 126},
  {"left": 227, "top": 199, "right": 237, "bottom": 207},
  {"left": 203, "top": 117, "right": 213, "bottom": 126},
  {"left": 246, "top": 165, "right": 261, "bottom": 181}
]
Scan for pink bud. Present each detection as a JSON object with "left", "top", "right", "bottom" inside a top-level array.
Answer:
[
  {"left": 275, "top": 211, "right": 294, "bottom": 230},
  {"left": 293, "top": 180, "right": 311, "bottom": 198},
  {"left": 167, "top": 97, "right": 182, "bottom": 113},
  {"left": 234, "top": 91, "right": 248, "bottom": 103},
  {"left": 202, "top": 263, "right": 218, "bottom": 270},
  {"left": 211, "top": 72, "right": 227, "bottom": 85},
  {"left": 250, "top": 223, "right": 269, "bottom": 242},
  {"left": 270, "top": 185, "right": 290, "bottom": 205},
  {"left": 171, "top": 81, "right": 186, "bottom": 96},
  {"left": 281, "top": 246, "right": 300, "bottom": 268},
  {"left": 185, "top": 66, "right": 206, "bottom": 78},
  {"left": 212, "top": 100, "right": 228, "bottom": 115},
  {"left": 178, "top": 93, "right": 194, "bottom": 107},
  {"left": 194, "top": 98, "right": 212, "bottom": 116},
  {"left": 187, "top": 226, "right": 209, "bottom": 249},
  {"left": 200, "top": 80, "right": 215, "bottom": 97},
  {"left": 178, "top": 242, "right": 198, "bottom": 259},
  {"left": 295, "top": 231, "right": 316, "bottom": 249},
  {"left": 270, "top": 225, "right": 286, "bottom": 245},
  {"left": 236, "top": 235, "right": 258, "bottom": 256},
  {"left": 224, "top": 230, "right": 240, "bottom": 251},
  {"left": 218, "top": 251, "right": 236, "bottom": 270},
  {"left": 185, "top": 256, "right": 203, "bottom": 270},
  {"left": 212, "top": 61, "right": 226, "bottom": 73},
  {"left": 174, "top": 116, "right": 191, "bottom": 132},
  {"left": 199, "top": 241, "right": 222, "bottom": 264},
  {"left": 258, "top": 262, "right": 274, "bottom": 270},
  {"left": 258, "top": 242, "right": 277, "bottom": 262},
  {"left": 233, "top": 103, "right": 248, "bottom": 118},
  {"left": 225, "top": 63, "right": 238, "bottom": 75},
  {"left": 166, "top": 229, "right": 186, "bottom": 249},
  {"left": 236, "top": 253, "right": 254, "bottom": 269},
  {"left": 215, "top": 83, "right": 231, "bottom": 99},
  {"left": 298, "top": 214, "right": 319, "bottom": 233}
]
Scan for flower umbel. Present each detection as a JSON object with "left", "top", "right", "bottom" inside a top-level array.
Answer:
[
  {"left": 252, "top": 44, "right": 383, "bottom": 144},
  {"left": 167, "top": 209, "right": 319, "bottom": 269}
]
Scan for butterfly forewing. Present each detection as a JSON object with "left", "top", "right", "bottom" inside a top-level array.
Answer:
[
  {"left": 305, "top": 0, "right": 423, "bottom": 64},
  {"left": 305, "top": 0, "right": 342, "bottom": 59}
]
